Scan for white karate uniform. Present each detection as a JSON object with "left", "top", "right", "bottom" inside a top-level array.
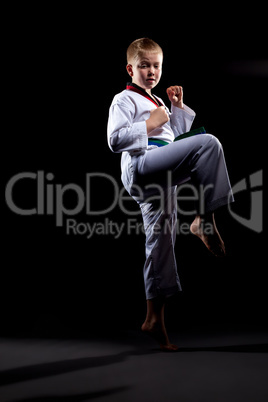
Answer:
[{"left": 108, "top": 85, "right": 234, "bottom": 299}]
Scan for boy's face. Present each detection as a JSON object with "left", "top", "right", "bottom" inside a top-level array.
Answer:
[{"left": 127, "top": 52, "right": 163, "bottom": 93}]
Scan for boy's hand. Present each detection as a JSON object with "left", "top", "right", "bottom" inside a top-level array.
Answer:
[
  {"left": 166, "top": 86, "right": 184, "bottom": 109},
  {"left": 146, "top": 106, "right": 169, "bottom": 135}
]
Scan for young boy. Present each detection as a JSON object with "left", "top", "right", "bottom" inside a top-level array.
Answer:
[{"left": 107, "top": 38, "right": 234, "bottom": 351}]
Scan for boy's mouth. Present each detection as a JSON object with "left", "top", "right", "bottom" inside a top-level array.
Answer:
[{"left": 146, "top": 78, "right": 155, "bottom": 82}]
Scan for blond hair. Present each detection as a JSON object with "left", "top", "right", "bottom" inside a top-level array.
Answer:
[{"left": 127, "top": 38, "right": 163, "bottom": 64}]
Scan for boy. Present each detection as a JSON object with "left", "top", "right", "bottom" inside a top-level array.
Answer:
[{"left": 107, "top": 38, "right": 234, "bottom": 351}]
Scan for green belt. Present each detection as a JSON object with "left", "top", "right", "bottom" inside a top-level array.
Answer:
[{"left": 148, "top": 126, "right": 206, "bottom": 147}]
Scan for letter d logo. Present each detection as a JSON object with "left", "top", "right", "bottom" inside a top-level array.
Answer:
[{"left": 228, "top": 170, "right": 263, "bottom": 233}]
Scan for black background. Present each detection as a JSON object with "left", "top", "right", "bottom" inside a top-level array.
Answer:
[{"left": 3, "top": 5, "right": 266, "bottom": 338}]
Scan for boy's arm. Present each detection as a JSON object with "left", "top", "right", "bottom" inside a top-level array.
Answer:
[
  {"left": 146, "top": 107, "right": 169, "bottom": 135},
  {"left": 170, "top": 104, "right": 196, "bottom": 137},
  {"left": 108, "top": 101, "right": 148, "bottom": 153},
  {"left": 166, "top": 85, "right": 196, "bottom": 137}
]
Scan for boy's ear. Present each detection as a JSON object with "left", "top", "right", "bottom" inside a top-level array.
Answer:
[{"left": 126, "top": 64, "right": 133, "bottom": 77}]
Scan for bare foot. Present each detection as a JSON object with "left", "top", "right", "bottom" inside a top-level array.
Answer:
[
  {"left": 141, "top": 320, "right": 179, "bottom": 352},
  {"left": 190, "top": 214, "right": 226, "bottom": 257}
]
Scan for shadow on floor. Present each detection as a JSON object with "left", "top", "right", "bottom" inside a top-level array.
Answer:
[{"left": 0, "top": 343, "right": 267, "bottom": 387}]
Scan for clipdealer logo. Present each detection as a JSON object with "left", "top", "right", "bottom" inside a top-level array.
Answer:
[
  {"left": 228, "top": 170, "right": 263, "bottom": 233},
  {"left": 5, "top": 169, "right": 263, "bottom": 237},
  {"left": 5, "top": 171, "right": 130, "bottom": 227}
]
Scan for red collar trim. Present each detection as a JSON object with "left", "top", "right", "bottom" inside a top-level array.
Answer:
[{"left": 126, "top": 83, "right": 162, "bottom": 108}]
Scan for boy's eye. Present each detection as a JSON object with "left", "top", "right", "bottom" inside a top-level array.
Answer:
[{"left": 139, "top": 64, "right": 161, "bottom": 69}]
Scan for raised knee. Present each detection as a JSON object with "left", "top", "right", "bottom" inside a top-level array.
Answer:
[{"left": 206, "top": 133, "right": 222, "bottom": 150}]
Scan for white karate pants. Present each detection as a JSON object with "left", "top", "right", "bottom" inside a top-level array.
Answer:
[{"left": 122, "top": 134, "right": 234, "bottom": 299}]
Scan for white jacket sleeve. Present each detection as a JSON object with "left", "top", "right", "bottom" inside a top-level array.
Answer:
[
  {"left": 170, "top": 104, "right": 196, "bottom": 138},
  {"left": 107, "top": 101, "right": 148, "bottom": 153}
]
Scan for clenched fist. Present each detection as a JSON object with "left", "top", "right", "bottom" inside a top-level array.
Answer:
[
  {"left": 166, "top": 86, "right": 184, "bottom": 109},
  {"left": 146, "top": 106, "right": 169, "bottom": 135}
]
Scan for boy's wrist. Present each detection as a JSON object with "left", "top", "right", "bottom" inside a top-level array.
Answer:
[
  {"left": 146, "top": 117, "right": 156, "bottom": 135},
  {"left": 172, "top": 100, "right": 184, "bottom": 109}
]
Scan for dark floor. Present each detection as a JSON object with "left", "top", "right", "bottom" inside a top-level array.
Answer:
[{"left": 0, "top": 330, "right": 268, "bottom": 402}]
